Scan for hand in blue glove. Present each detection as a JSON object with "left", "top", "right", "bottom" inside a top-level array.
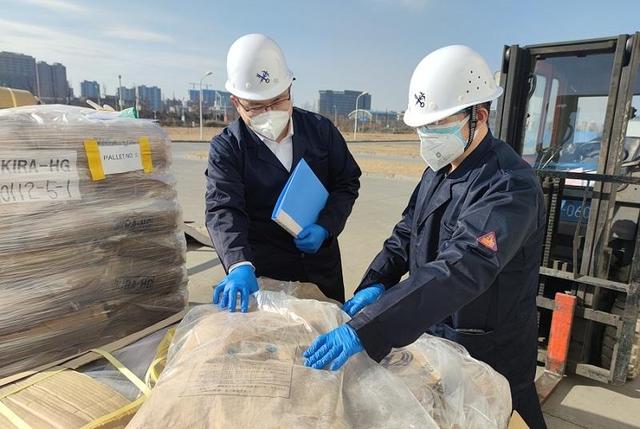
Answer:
[
  {"left": 342, "top": 284, "right": 384, "bottom": 317},
  {"left": 303, "top": 324, "right": 363, "bottom": 370},
  {"left": 294, "top": 224, "right": 328, "bottom": 254},
  {"left": 212, "top": 265, "right": 259, "bottom": 313}
]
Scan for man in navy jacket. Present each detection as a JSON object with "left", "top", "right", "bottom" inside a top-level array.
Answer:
[
  {"left": 304, "top": 45, "right": 547, "bottom": 428},
  {"left": 206, "top": 34, "right": 361, "bottom": 311}
]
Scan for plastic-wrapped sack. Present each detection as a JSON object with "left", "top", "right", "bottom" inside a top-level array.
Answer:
[
  {"left": 382, "top": 337, "right": 512, "bottom": 428},
  {"left": 0, "top": 105, "right": 187, "bottom": 379},
  {"left": 128, "top": 291, "right": 439, "bottom": 428},
  {"left": 128, "top": 289, "right": 512, "bottom": 428}
]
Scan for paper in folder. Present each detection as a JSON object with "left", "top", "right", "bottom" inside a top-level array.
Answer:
[{"left": 272, "top": 158, "right": 329, "bottom": 237}]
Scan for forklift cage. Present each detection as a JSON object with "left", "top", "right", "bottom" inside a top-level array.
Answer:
[{"left": 495, "top": 33, "right": 640, "bottom": 385}]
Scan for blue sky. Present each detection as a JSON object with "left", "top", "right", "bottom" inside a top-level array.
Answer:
[{"left": 1, "top": 0, "right": 638, "bottom": 111}]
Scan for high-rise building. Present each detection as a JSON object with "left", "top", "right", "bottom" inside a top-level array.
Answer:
[
  {"left": 51, "top": 63, "right": 68, "bottom": 100},
  {"left": 36, "top": 62, "right": 53, "bottom": 99},
  {"left": 137, "top": 85, "right": 162, "bottom": 112},
  {"left": 189, "top": 89, "right": 232, "bottom": 108},
  {"left": 318, "top": 90, "right": 371, "bottom": 118},
  {"left": 81, "top": 80, "right": 100, "bottom": 100},
  {"left": 0, "top": 52, "right": 37, "bottom": 93},
  {"left": 37, "top": 61, "right": 69, "bottom": 102},
  {"left": 117, "top": 86, "right": 136, "bottom": 108}
]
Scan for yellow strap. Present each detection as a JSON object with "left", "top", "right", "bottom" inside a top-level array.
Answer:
[
  {"left": 90, "top": 349, "right": 151, "bottom": 397},
  {"left": 80, "top": 396, "right": 145, "bottom": 429},
  {"left": 83, "top": 140, "right": 105, "bottom": 181},
  {"left": 7, "top": 88, "right": 17, "bottom": 108},
  {"left": 138, "top": 136, "right": 153, "bottom": 173},
  {"left": 144, "top": 357, "right": 162, "bottom": 386},
  {"left": 0, "top": 401, "right": 31, "bottom": 429},
  {"left": 144, "top": 327, "right": 175, "bottom": 386}
]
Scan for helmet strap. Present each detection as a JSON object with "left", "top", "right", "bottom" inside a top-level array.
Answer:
[{"left": 465, "top": 105, "right": 478, "bottom": 151}]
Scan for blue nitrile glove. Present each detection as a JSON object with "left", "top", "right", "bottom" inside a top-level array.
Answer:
[
  {"left": 294, "top": 224, "right": 328, "bottom": 254},
  {"left": 212, "top": 265, "right": 259, "bottom": 313},
  {"left": 342, "top": 284, "right": 385, "bottom": 317},
  {"left": 303, "top": 324, "right": 364, "bottom": 370}
]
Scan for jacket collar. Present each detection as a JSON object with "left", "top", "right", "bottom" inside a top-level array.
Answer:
[
  {"left": 446, "top": 129, "right": 494, "bottom": 183},
  {"left": 415, "top": 130, "right": 494, "bottom": 226}
]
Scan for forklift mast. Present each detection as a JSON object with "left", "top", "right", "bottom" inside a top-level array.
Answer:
[{"left": 494, "top": 33, "right": 640, "bottom": 384}]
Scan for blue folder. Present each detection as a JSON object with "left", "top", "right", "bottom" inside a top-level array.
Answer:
[{"left": 271, "top": 159, "right": 329, "bottom": 237}]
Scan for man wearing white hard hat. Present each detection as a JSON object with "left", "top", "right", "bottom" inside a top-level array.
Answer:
[
  {"left": 304, "top": 45, "right": 546, "bottom": 428},
  {"left": 205, "top": 34, "right": 361, "bottom": 312}
]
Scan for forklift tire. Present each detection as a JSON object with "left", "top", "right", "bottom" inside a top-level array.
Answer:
[{"left": 600, "top": 295, "right": 640, "bottom": 379}]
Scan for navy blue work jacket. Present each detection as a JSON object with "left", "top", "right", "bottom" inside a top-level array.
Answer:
[
  {"left": 349, "top": 132, "right": 545, "bottom": 395},
  {"left": 205, "top": 108, "right": 361, "bottom": 302}
]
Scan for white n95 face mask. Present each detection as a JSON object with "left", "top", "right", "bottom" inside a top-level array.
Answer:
[
  {"left": 249, "top": 110, "right": 290, "bottom": 141},
  {"left": 416, "top": 115, "right": 469, "bottom": 171}
]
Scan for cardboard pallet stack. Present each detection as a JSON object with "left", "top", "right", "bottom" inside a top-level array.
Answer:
[
  {"left": 0, "top": 370, "right": 134, "bottom": 429},
  {"left": 0, "top": 105, "right": 188, "bottom": 381}
]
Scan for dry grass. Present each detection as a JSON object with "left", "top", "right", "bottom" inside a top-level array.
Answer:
[
  {"left": 164, "top": 126, "right": 224, "bottom": 142},
  {"left": 348, "top": 142, "right": 420, "bottom": 158},
  {"left": 185, "top": 152, "right": 424, "bottom": 179},
  {"left": 355, "top": 158, "right": 424, "bottom": 179},
  {"left": 163, "top": 126, "right": 417, "bottom": 143},
  {"left": 345, "top": 132, "right": 418, "bottom": 142}
]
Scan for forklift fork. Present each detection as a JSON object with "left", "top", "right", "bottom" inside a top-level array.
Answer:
[{"left": 536, "top": 292, "right": 577, "bottom": 403}]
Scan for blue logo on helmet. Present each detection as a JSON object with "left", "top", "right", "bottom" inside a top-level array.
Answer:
[{"left": 257, "top": 70, "right": 271, "bottom": 84}]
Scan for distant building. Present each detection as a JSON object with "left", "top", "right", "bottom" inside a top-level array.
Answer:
[
  {"left": 370, "top": 110, "right": 401, "bottom": 126},
  {"left": 318, "top": 90, "right": 371, "bottom": 118},
  {"left": 0, "top": 51, "right": 37, "bottom": 93},
  {"left": 216, "top": 90, "right": 232, "bottom": 109},
  {"left": 137, "top": 85, "right": 162, "bottom": 112},
  {"left": 37, "top": 61, "right": 69, "bottom": 102},
  {"left": 117, "top": 86, "right": 136, "bottom": 108},
  {"left": 165, "top": 97, "right": 183, "bottom": 115},
  {"left": 102, "top": 94, "right": 119, "bottom": 110},
  {"left": 80, "top": 80, "right": 100, "bottom": 100},
  {"left": 189, "top": 89, "right": 232, "bottom": 108}
]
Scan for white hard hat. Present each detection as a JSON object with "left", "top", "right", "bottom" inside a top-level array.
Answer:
[
  {"left": 225, "top": 33, "right": 294, "bottom": 101},
  {"left": 403, "top": 45, "right": 503, "bottom": 127}
]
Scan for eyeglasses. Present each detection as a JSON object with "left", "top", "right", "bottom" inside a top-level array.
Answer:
[{"left": 237, "top": 92, "right": 291, "bottom": 114}]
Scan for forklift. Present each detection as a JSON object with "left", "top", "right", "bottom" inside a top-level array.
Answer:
[{"left": 494, "top": 32, "right": 640, "bottom": 396}]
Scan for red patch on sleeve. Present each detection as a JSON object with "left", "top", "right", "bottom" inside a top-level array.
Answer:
[{"left": 477, "top": 231, "right": 498, "bottom": 251}]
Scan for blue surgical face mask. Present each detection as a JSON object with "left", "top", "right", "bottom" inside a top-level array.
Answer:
[{"left": 416, "top": 115, "right": 469, "bottom": 170}]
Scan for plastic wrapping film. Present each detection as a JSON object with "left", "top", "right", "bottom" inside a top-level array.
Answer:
[
  {"left": 128, "top": 286, "right": 512, "bottom": 429},
  {"left": 381, "top": 337, "right": 512, "bottom": 428},
  {"left": 0, "top": 105, "right": 188, "bottom": 380},
  {"left": 80, "top": 327, "right": 173, "bottom": 401}
]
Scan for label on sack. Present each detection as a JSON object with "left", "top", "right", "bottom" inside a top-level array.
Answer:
[
  {"left": 84, "top": 137, "right": 153, "bottom": 181},
  {"left": 0, "top": 151, "right": 81, "bottom": 204},
  {"left": 181, "top": 358, "right": 293, "bottom": 398}
]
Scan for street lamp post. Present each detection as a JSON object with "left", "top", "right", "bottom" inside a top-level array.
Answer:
[
  {"left": 353, "top": 91, "right": 368, "bottom": 141},
  {"left": 118, "top": 74, "right": 123, "bottom": 110},
  {"left": 200, "top": 71, "right": 213, "bottom": 141}
]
